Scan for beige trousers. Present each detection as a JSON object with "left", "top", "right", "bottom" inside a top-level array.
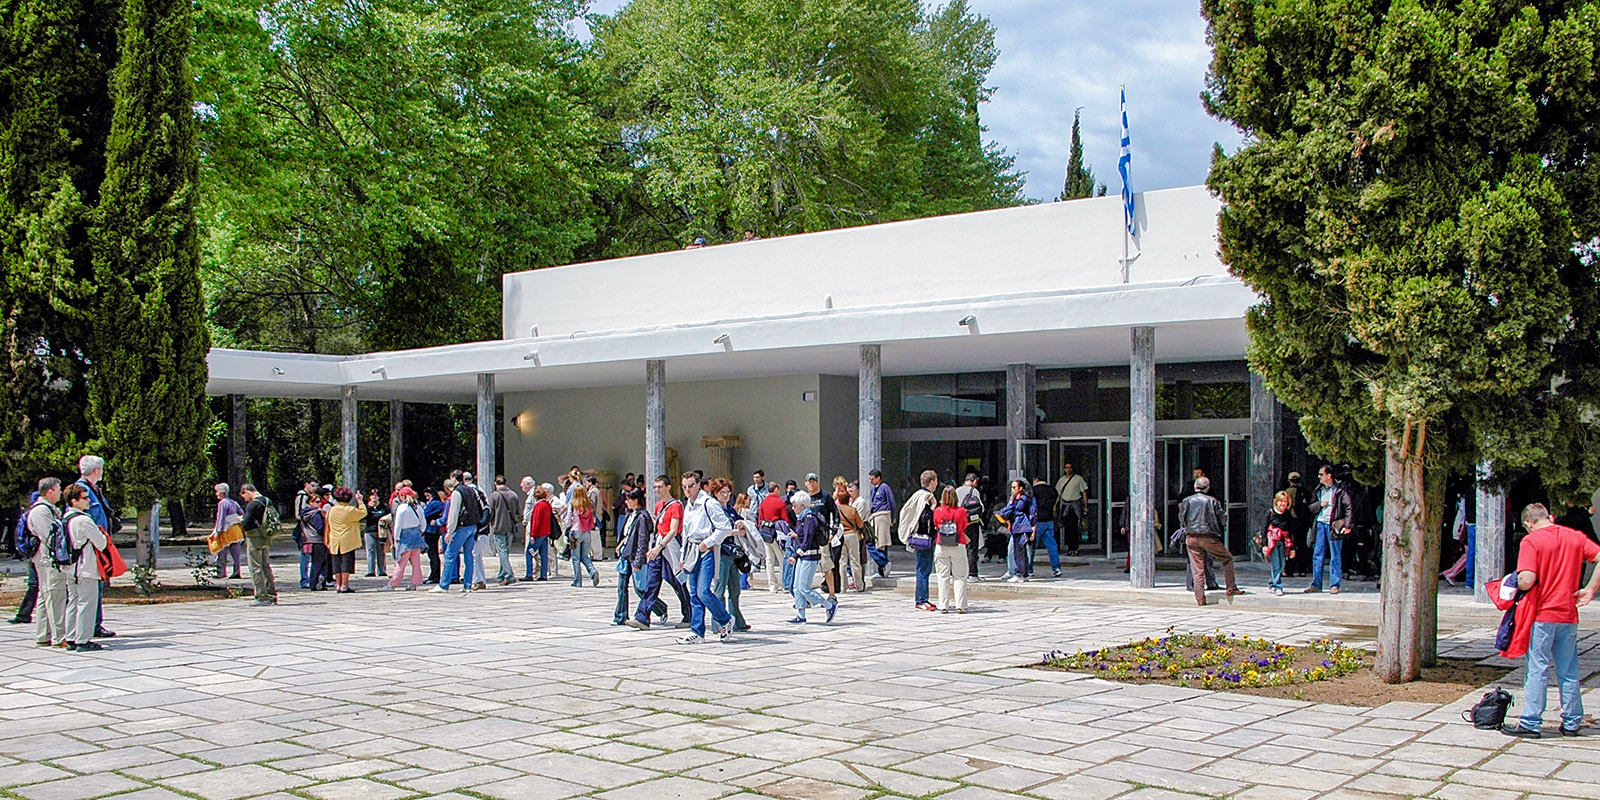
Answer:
[{"left": 934, "top": 544, "right": 969, "bottom": 611}]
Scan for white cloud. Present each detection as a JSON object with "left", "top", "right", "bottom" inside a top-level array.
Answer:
[{"left": 578, "top": 0, "right": 1241, "bottom": 200}]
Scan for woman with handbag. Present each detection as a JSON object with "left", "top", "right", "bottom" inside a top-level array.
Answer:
[
  {"left": 710, "top": 480, "right": 750, "bottom": 632},
  {"left": 997, "top": 480, "right": 1037, "bottom": 583},
  {"left": 567, "top": 490, "right": 601, "bottom": 587},
  {"left": 835, "top": 484, "right": 868, "bottom": 592},
  {"left": 382, "top": 488, "right": 427, "bottom": 591},
  {"left": 615, "top": 487, "right": 668, "bottom": 624}
]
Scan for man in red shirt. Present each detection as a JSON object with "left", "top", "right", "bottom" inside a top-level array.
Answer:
[
  {"left": 625, "top": 476, "right": 691, "bottom": 630},
  {"left": 1503, "top": 503, "right": 1600, "bottom": 738}
]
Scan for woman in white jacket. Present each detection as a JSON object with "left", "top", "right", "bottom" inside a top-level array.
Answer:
[{"left": 60, "top": 483, "right": 108, "bottom": 652}]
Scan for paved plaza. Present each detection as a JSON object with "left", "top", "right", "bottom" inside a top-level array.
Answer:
[{"left": 1, "top": 570, "right": 1596, "bottom": 800}]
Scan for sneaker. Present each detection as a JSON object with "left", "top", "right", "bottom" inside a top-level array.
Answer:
[
  {"left": 1053, "top": 569, "right": 1062, "bottom": 578},
  {"left": 1272, "top": 587, "right": 1284, "bottom": 596},
  {"left": 93, "top": 628, "right": 115, "bottom": 638},
  {"left": 251, "top": 599, "right": 275, "bottom": 607},
  {"left": 1226, "top": 588, "right": 1247, "bottom": 596},
  {"left": 1302, "top": 587, "right": 1322, "bottom": 594},
  {"left": 8, "top": 617, "right": 30, "bottom": 625},
  {"left": 459, "top": 587, "right": 471, "bottom": 595},
  {"left": 956, "top": 608, "right": 966, "bottom": 614},
  {"left": 1002, "top": 574, "right": 1017, "bottom": 583},
  {"left": 403, "top": 585, "right": 416, "bottom": 591},
  {"left": 1329, "top": 587, "right": 1342, "bottom": 594},
  {"left": 1560, "top": 725, "right": 1581, "bottom": 737},
  {"left": 592, "top": 575, "right": 601, "bottom": 588},
  {"left": 75, "top": 641, "right": 104, "bottom": 652},
  {"left": 1501, "top": 725, "right": 1541, "bottom": 739},
  {"left": 674, "top": 621, "right": 692, "bottom": 629},
  {"left": 786, "top": 616, "right": 806, "bottom": 624},
  {"left": 940, "top": 608, "right": 949, "bottom": 614},
  {"left": 472, "top": 582, "right": 487, "bottom": 591},
  {"left": 825, "top": 600, "right": 838, "bottom": 624},
  {"left": 1018, "top": 576, "right": 1029, "bottom": 583},
  {"left": 427, "top": 586, "right": 448, "bottom": 593},
  {"left": 66, "top": 642, "right": 78, "bottom": 651},
  {"left": 717, "top": 621, "right": 734, "bottom": 641},
  {"left": 917, "top": 602, "right": 938, "bottom": 612},
  {"left": 376, "top": 585, "right": 395, "bottom": 592},
  {"left": 625, "top": 619, "right": 650, "bottom": 631},
  {"left": 969, "top": 575, "right": 984, "bottom": 583},
  {"left": 678, "top": 634, "right": 703, "bottom": 644},
  {"left": 364, "top": 572, "right": 375, "bottom": 577}
]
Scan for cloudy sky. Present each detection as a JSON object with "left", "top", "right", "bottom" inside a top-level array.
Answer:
[{"left": 577, "top": 1, "right": 1242, "bottom": 201}]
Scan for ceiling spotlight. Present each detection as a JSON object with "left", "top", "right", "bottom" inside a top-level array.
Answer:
[
  {"left": 271, "top": 367, "right": 285, "bottom": 376},
  {"left": 958, "top": 315, "right": 976, "bottom": 327}
]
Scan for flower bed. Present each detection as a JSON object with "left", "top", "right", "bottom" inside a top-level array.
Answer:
[{"left": 1037, "top": 628, "right": 1365, "bottom": 690}]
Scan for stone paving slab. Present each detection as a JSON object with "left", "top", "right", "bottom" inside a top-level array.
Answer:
[{"left": 1, "top": 571, "right": 1597, "bottom": 800}]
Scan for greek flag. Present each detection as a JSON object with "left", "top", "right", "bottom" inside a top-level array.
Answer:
[{"left": 1119, "top": 87, "right": 1135, "bottom": 238}]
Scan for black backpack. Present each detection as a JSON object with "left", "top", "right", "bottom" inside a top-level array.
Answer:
[
  {"left": 1463, "top": 687, "right": 1513, "bottom": 730},
  {"left": 455, "top": 485, "right": 485, "bottom": 527}
]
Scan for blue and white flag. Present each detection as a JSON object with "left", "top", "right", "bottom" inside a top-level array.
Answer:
[{"left": 1119, "top": 87, "right": 1135, "bottom": 238}]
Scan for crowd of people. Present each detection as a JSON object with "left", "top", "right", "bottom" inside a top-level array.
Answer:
[{"left": 10, "top": 456, "right": 122, "bottom": 651}]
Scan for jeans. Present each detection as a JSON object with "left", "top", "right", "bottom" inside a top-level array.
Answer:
[
  {"left": 569, "top": 534, "right": 599, "bottom": 585},
  {"left": 439, "top": 526, "right": 477, "bottom": 589},
  {"left": 762, "top": 537, "right": 785, "bottom": 591},
  {"left": 493, "top": 533, "right": 514, "bottom": 581},
  {"left": 299, "top": 549, "right": 312, "bottom": 588},
  {"left": 423, "top": 531, "right": 441, "bottom": 582},
  {"left": 686, "top": 553, "right": 731, "bottom": 637},
  {"left": 1033, "top": 520, "right": 1060, "bottom": 571},
  {"left": 635, "top": 556, "right": 691, "bottom": 625},
  {"left": 1009, "top": 532, "right": 1032, "bottom": 578},
  {"left": 615, "top": 563, "right": 667, "bottom": 623},
  {"left": 307, "top": 543, "right": 331, "bottom": 588},
  {"left": 782, "top": 538, "right": 798, "bottom": 592},
  {"left": 716, "top": 552, "right": 746, "bottom": 629},
  {"left": 526, "top": 536, "right": 550, "bottom": 579},
  {"left": 1310, "top": 521, "right": 1342, "bottom": 590},
  {"left": 1520, "top": 622, "right": 1583, "bottom": 731},
  {"left": 791, "top": 558, "right": 828, "bottom": 617},
  {"left": 914, "top": 546, "right": 934, "bottom": 604},
  {"left": 1268, "top": 546, "right": 1286, "bottom": 590},
  {"left": 12, "top": 561, "right": 38, "bottom": 622},
  {"left": 364, "top": 532, "right": 387, "bottom": 576}
]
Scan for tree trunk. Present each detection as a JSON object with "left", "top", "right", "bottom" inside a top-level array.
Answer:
[
  {"left": 169, "top": 500, "right": 188, "bottom": 539},
  {"left": 1419, "top": 465, "right": 1446, "bottom": 666},
  {"left": 136, "top": 505, "right": 153, "bottom": 569},
  {"left": 1376, "top": 426, "right": 1428, "bottom": 683}
]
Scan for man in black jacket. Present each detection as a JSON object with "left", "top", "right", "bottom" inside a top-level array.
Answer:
[
  {"left": 1304, "top": 464, "right": 1351, "bottom": 594},
  {"left": 240, "top": 484, "right": 277, "bottom": 606},
  {"left": 1180, "top": 477, "right": 1239, "bottom": 606}
]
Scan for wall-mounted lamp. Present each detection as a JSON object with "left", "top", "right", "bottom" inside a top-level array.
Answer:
[
  {"left": 958, "top": 315, "right": 976, "bottom": 327},
  {"left": 271, "top": 367, "right": 285, "bottom": 376},
  {"left": 713, "top": 333, "right": 732, "bottom": 352},
  {"left": 522, "top": 350, "right": 541, "bottom": 365},
  {"left": 529, "top": 324, "right": 539, "bottom": 337},
  {"left": 370, "top": 366, "right": 388, "bottom": 378},
  {"left": 570, "top": 330, "right": 586, "bottom": 339},
  {"left": 824, "top": 294, "right": 834, "bottom": 309}
]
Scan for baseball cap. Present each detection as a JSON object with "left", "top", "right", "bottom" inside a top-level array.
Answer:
[{"left": 805, "top": 472, "right": 819, "bottom": 481}]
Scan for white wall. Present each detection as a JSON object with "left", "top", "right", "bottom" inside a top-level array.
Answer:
[
  {"left": 502, "top": 375, "right": 832, "bottom": 488},
  {"left": 503, "top": 186, "right": 1222, "bottom": 340}
]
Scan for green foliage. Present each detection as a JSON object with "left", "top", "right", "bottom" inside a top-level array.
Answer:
[
  {"left": 0, "top": 0, "right": 117, "bottom": 497},
  {"left": 1203, "top": 0, "right": 1600, "bottom": 501},
  {"left": 194, "top": 0, "right": 611, "bottom": 353},
  {"left": 1059, "top": 109, "right": 1105, "bottom": 200},
  {"left": 588, "top": 0, "right": 1024, "bottom": 253},
  {"left": 89, "top": 0, "right": 213, "bottom": 509}
]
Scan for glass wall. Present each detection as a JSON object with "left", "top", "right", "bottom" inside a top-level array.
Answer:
[
  {"left": 1037, "top": 361, "right": 1250, "bottom": 424},
  {"left": 884, "top": 373, "right": 1005, "bottom": 428}
]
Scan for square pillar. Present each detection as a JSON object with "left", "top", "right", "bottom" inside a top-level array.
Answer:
[
  {"left": 340, "top": 386, "right": 358, "bottom": 489},
  {"left": 389, "top": 400, "right": 404, "bottom": 489},
  {"left": 1475, "top": 463, "right": 1506, "bottom": 603},
  {"left": 477, "top": 374, "right": 496, "bottom": 484},
  {"left": 858, "top": 345, "right": 881, "bottom": 491},
  {"left": 1128, "top": 327, "right": 1156, "bottom": 588},
  {"left": 645, "top": 360, "right": 666, "bottom": 481},
  {"left": 1005, "top": 363, "right": 1036, "bottom": 480},
  {"left": 1248, "top": 372, "right": 1281, "bottom": 560},
  {"left": 228, "top": 394, "right": 246, "bottom": 490}
]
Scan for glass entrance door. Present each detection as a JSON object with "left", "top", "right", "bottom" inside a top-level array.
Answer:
[
  {"left": 1160, "top": 436, "right": 1249, "bottom": 554},
  {"left": 1052, "top": 439, "right": 1107, "bottom": 555}
]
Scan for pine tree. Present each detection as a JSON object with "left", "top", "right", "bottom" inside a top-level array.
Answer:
[
  {"left": 88, "top": 0, "right": 211, "bottom": 518},
  {"left": 1058, "top": 109, "right": 1104, "bottom": 201}
]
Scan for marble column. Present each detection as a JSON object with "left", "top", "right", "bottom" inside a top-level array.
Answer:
[
  {"left": 340, "top": 386, "right": 358, "bottom": 489},
  {"left": 476, "top": 374, "right": 496, "bottom": 484},
  {"left": 858, "top": 345, "right": 882, "bottom": 491},
  {"left": 1005, "top": 363, "right": 1037, "bottom": 480},
  {"left": 228, "top": 394, "right": 246, "bottom": 490},
  {"left": 1474, "top": 463, "right": 1506, "bottom": 603},
  {"left": 645, "top": 360, "right": 666, "bottom": 482},
  {"left": 700, "top": 435, "right": 742, "bottom": 483},
  {"left": 389, "top": 400, "right": 404, "bottom": 489},
  {"left": 1129, "top": 327, "right": 1156, "bottom": 589},
  {"left": 1248, "top": 372, "right": 1281, "bottom": 561}
]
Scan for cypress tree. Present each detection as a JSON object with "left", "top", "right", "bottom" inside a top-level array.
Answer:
[
  {"left": 88, "top": 0, "right": 210, "bottom": 515},
  {"left": 1058, "top": 109, "right": 1104, "bottom": 201},
  {"left": 0, "top": 0, "right": 119, "bottom": 497}
]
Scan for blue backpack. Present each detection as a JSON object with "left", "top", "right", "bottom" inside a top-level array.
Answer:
[{"left": 16, "top": 500, "right": 47, "bottom": 559}]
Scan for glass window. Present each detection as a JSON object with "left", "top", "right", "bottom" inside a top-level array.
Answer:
[
  {"left": 1037, "top": 361, "right": 1251, "bottom": 423},
  {"left": 884, "top": 373, "right": 1005, "bottom": 428}
]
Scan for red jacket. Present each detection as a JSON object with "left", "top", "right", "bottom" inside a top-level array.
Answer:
[{"left": 527, "top": 499, "right": 553, "bottom": 538}]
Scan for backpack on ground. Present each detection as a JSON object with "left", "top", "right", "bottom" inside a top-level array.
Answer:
[
  {"left": 455, "top": 485, "right": 484, "bottom": 527},
  {"left": 50, "top": 511, "right": 85, "bottom": 567},
  {"left": 1463, "top": 687, "right": 1513, "bottom": 730}
]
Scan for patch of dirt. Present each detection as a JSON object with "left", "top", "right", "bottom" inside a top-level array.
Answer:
[
  {"left": 1231, "top": 657, "right": 1512, "bottom": 706},
  {"left": 1, "top": 584, "right": 249, "bottom": 608}
]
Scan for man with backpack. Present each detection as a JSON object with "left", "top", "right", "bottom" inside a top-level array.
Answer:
[
  {"left": 240, "top": 484, "right": 278, "bottom": 607},
  {"left": 1501, "top": 503, "right": 1600, "bottom": 738},
  {"left": 58, "top": 482, "right": 108, "bottom": 651},
  {"left": 293, "top": 480, "right": 316, "bottom": 588},
  {"left": 955, "top": 473, "right": 986, "bottom": 582},
  {"left": 898, "top": 470, "right": 940, "bottom": 611},
  {"left": 74, "top": 455, "right": 115, "bottom": 639},
  {"left": 22, "top": 478, "right": 67, "bottom": 646},
  {"left": 431, "top": 477, "right": 483, "bottom": 593},
  {"left": 462, "top": 472, "right": 491, "bottom": 590}
]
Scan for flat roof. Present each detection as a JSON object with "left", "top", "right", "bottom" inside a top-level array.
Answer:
[{"left": 207, "top": 186, "right": 1253, "bottom": 402}]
